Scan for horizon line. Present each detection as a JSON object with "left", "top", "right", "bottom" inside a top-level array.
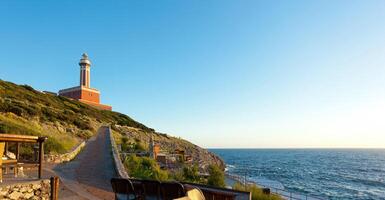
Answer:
[{"left": 206, "top": 147, "right": 385, "bottom": 149}]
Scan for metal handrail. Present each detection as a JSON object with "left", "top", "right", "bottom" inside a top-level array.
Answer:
[
  {"left": 226, "top": 173, "right": 327, "bottom": 200},
  {"left": 256, "top": 183, "right": 326, "bottom": 200}
]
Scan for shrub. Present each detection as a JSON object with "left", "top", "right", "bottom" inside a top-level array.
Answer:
[
  {"left": 233, "top": 182, "right": 282, "bottom": 200},
  {"left": 124, "top": 154, "right": 169, "bottom": 181},
  {"left": 56, "top": 110, "right": 72, "bottom": 122},
  {"left": 171, "top": 170, "right": 185, "bottom": 182},
  {"left": 122, "top": 136, "right": 128, "bottom": 144},
  {"left": 182, "top": 164, "right": 201, "bottom": 183},
  {"left": 0, "top": 122, "right": 9, "bottom": 133},
  {"left": 75, "top": 130, "right": 93, "bottom": 139},
  {"left": 41, "top": 107, "right": 57, "bottom": 121},
  {"left": 44, "top": 137, "right": 67, "bottom": 154},
  {"left": 24, "top": 104, "right": 40, "bottom": 116},
  {"left": 8, "top": 104, "right": 24, "bottom": 116},
  {"left": 135, "top": 142, "right": 146, "bottom": 151},
  {"left": 207, "top": 164, "right": 225, "bottom": 187},
  {"left": 0, "top": 121, "right": 35, "bottom": 135},
  {"left": 73, "top": 119, "right": 92, "bottom": 130},
  {"left": 21, "top": 84, "right": 35, "bottom": 92},
  {"left": 121, "top": 137, "right": 129, "bottom": 152}
]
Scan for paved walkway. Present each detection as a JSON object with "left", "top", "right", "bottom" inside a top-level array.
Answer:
[{"left": 53, "top": 126, "right": 116, "bottom": 200}]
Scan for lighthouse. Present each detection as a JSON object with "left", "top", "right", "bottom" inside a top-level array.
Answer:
[
  {"left": 79, "top": 53, "right": 91, "bottom": 88},
  {"left": 58, "top": 53, "right": 112, "bottom": 110}
]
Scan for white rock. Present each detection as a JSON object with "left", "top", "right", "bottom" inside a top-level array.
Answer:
[
  {"left": 8, "top": 191, "right": 22, "bottom": 200},
  {"left": 6, "top": 152, "right": 16, "bottom": 159},
  {"left": 0, "top": 190, "right": 7, "bottom": 196},
  {"left": 19, "top": 186, "right": 27, "bottom": 193},
  {"left": 32, "top": 184, "right": 41, "bottom": 190},
  {"left": 24, "top": 192, "right": 34, "bottom": 199}
]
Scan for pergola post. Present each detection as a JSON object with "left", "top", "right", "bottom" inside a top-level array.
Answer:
[
  {"left": 38, "top": 137, "right": 47, "bottom": 179},
  {"left": 4, "top": 142, "right": 8, "bottom": 155},
  {"left": 15, "top": 142, "right": 20, "bottom": 160},
  {"left": 38, "top": 140, "right": 43, "bottom": 179}
]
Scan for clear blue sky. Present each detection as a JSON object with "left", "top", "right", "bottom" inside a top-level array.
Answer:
[{"left": 1, "top": 1, "right": 385, "bottom": 148}]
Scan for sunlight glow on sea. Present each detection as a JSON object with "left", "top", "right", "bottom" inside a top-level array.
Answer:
[{"left": 210, "top": 149, "right": 385, "bottom": 200}]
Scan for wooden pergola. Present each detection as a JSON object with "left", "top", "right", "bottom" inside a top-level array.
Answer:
[{"left": 0, "top": 134, "right": 47, "bottom": 182}]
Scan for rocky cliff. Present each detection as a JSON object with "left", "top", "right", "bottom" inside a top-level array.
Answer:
[{"left": 113, "top": 125, "right": 225, "bottom": 171}]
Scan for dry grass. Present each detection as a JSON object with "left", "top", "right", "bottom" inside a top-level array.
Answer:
[{"left": 0, "top": 113, "right": 78, "bottom": 154}]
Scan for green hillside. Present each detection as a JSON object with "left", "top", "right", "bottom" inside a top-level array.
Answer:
[
  {"left": 0, "top": 79, "right": 224, "bottom": 171},
  {"left": 0, "top": 79, "right": 152, "bottom": 153}
]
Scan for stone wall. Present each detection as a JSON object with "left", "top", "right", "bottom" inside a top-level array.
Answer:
[
  {"left": 108, "top": 126, "right": 129, "bottom": 178},
  {"left": 45, "top": 141, "right": 85, "bottom": 163},
  {"left": 0, "top": 179, "right": 51, "bottom": 200}
]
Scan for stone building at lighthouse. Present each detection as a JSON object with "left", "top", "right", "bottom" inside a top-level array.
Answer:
[{"left": 58, "top": 53, "right": 112, "bottom": 110}]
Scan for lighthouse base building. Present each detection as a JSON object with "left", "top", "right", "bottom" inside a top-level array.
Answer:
[{"left": 59, "top": 53, "right": 112, "bottom": 111}]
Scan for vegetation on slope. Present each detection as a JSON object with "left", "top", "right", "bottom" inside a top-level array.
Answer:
[
  {"left": 0, "top": 79, "right": 224, "bottom": 174},
  {"left": 113, "top": 125, "right": 225, "bottom": 171},
  {"left": 124, "top": 154, "right": 169, "bottom": 181},
  {"left": 207, "top": 165, "right": 226, "bottom": 187},
  {"left": 0, "top": 113, "right": 78, "bottom": 154},
  {"left": 124, "top": 153, "right": 226, "bottom": 189},
  {"left": 0, "top": 79, "right": 152, "bottom": 153},
  {"left": 1, "top": 79, "right": 275, "bottom": 197},
  {"left": 0, "top": 80, "right": 152, "bottom": 131}
]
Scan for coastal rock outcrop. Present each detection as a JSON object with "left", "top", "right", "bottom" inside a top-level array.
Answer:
[{"left": 113, "top": 125, "right": 225, "bottom": 172}]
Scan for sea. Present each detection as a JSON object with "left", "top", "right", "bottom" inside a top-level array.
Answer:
[{"left": 209, "top": 149, "right": 385, "bottom": 200}]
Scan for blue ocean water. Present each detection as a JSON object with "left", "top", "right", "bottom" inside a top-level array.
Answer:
[{"left": 210, "top": 149, "right": 385, "bottom": 200}]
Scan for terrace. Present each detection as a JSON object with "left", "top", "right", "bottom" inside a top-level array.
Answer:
[{"left": 0, "top": 134, "right": 47, "bottom": 183}]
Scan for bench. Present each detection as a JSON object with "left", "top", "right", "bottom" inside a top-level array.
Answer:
[{"left": 2, "top": 160, "right": 40, "bottom": 179}]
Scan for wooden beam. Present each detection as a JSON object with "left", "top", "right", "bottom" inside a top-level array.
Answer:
[
  {"left": 0, "top": 138, "right": 39, "bottom": 143},
  {"left": 0, "top": 134, "right": 47, "bottom": 143}
]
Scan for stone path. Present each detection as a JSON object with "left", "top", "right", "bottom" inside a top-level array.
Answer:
[{"left": 53, "top": 126, "right": 116, "bottom": 200}]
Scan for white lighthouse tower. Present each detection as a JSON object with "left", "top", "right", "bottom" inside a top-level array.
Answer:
[
  {"left": 79, "top": 53, "right": 91, "bottom": 88},
  {"left": 58, "top": 53, "right": 112, "bottom": 110}
]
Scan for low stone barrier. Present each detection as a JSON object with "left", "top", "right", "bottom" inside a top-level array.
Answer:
[
  {"left": 0, "top": 179, "right": 51, "bottom": 200},
  {"left": 45, "top": 141, "right": 86, "bottom": 163},
  {"left": 108, "top": 126, "right": 129, "bottom": 178}
]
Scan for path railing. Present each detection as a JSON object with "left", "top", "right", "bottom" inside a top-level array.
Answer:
[
  {"left": 263, "top": 185, "right": 325, "bottom": 200},
  {"left": 226, "top": 173, "right": 326, "bottom": 200}
]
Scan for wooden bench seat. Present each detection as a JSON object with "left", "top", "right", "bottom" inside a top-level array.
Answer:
[
  {"left": 1, "top": 159, "right": 18, "bottom": 177},
  {"left": 1, "top": 160, "right": 40, "bottom": 179}
]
